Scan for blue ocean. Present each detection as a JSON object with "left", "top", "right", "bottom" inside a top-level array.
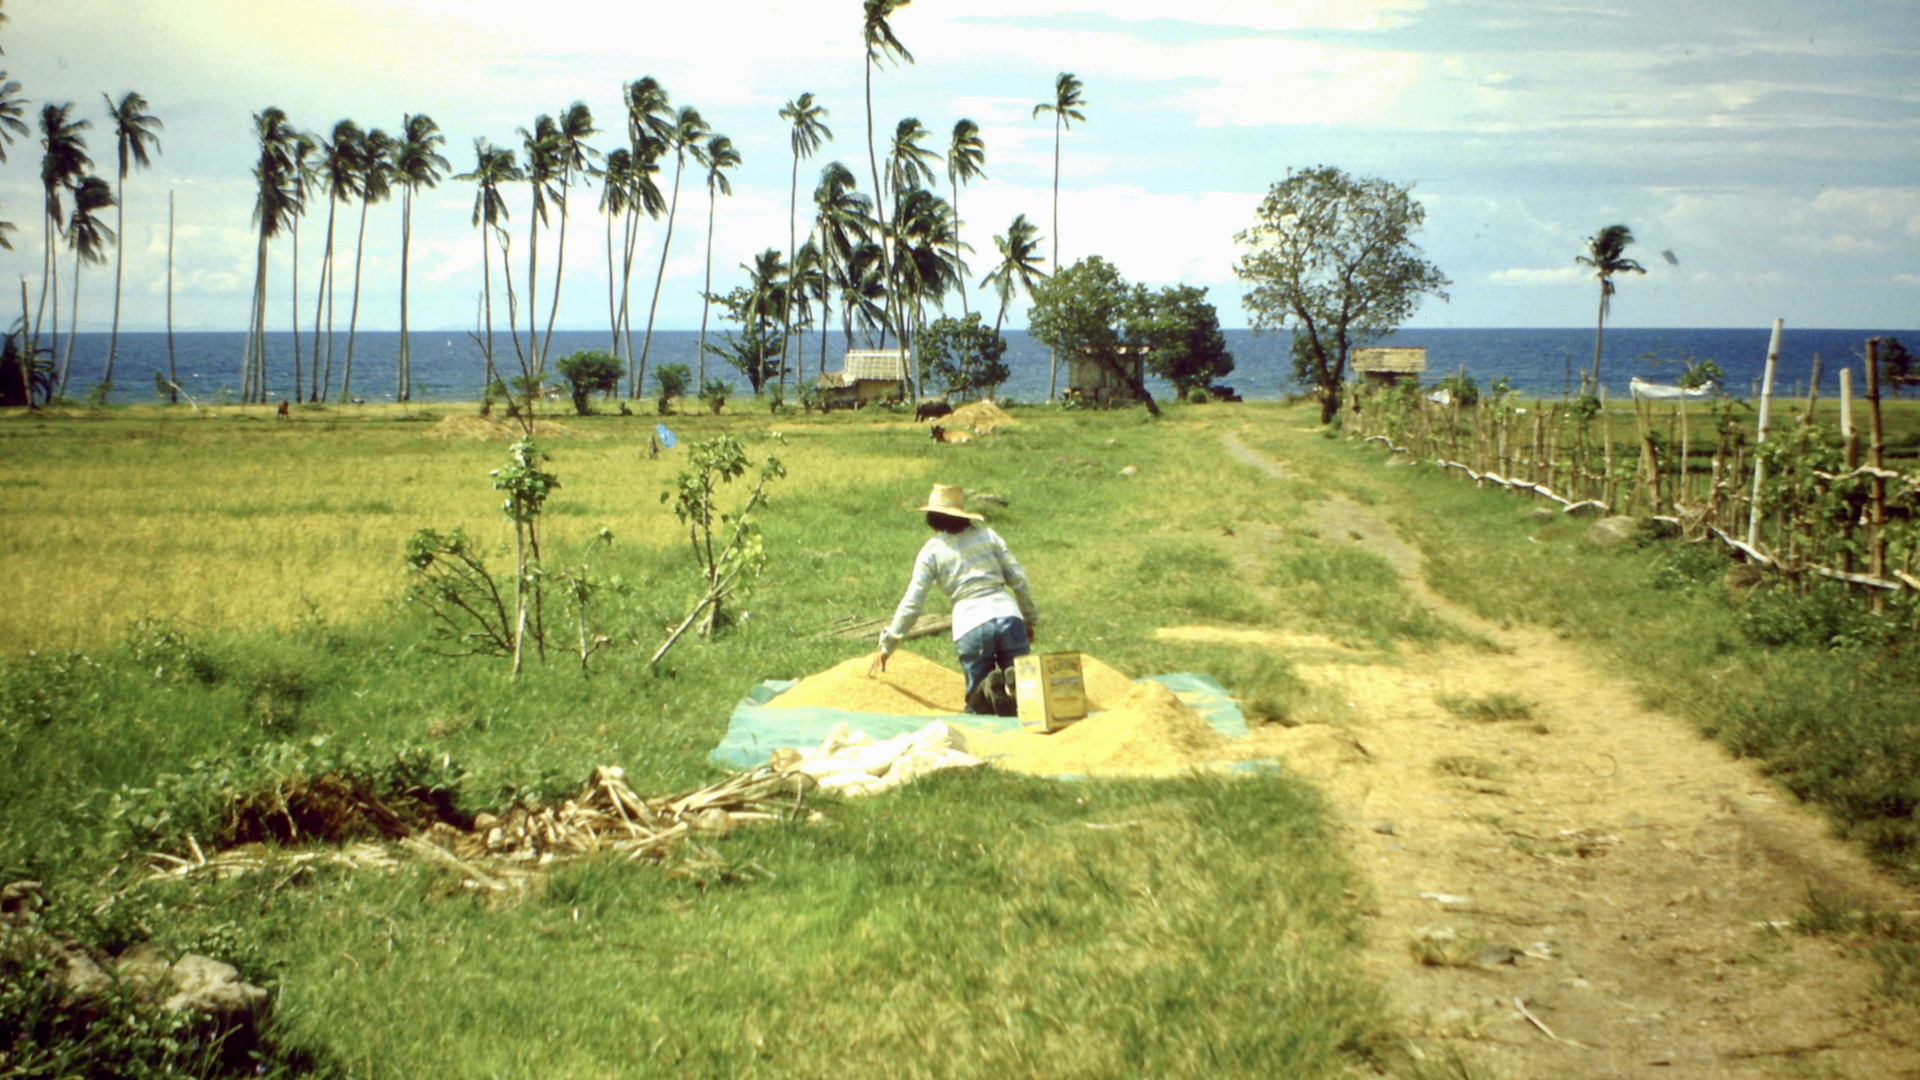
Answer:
[{"left": 33, "top": 325, "right": 1916, "bottom": 407}]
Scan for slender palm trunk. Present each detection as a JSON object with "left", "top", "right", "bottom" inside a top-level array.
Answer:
[
  {"left": 254, "top": 233, "right": 271, "bottom": 402},
  {"left": 33, "top": 210, "right": 52, "bottom": 357},
  {"left": 49, "top": 238, "right": 63, "bottom": 396},
  {"left": 863, "top": 59, "right": 900, "bottom": 366},
  {"left": 1591, "top": 287, "right": 1607, "bottom": 391},
  {"left": 541, "top": 167, "right": 572, "bottom": 368},
  {"left": 526, "top": 198, "right": 540, "bottom": 375},
  {"left": 291, "top": 216, "right": 302, "bottom": 403},
  {"left": 819, "top": 240, "right": 831, "bottom": 381},
  {"left": 503, "top": 228, "right": 528, "bottom": 379},
  {"left": 953, "top": 176, "right": 968, "bottom": 317},
  {"left": 781, "top": 150, "right": 799, "bottom": 397},
  {"left": 105, "top": 173, "right": 126, "bottom": 386},
  {"left": 620, "top": 204, "right": 641, "bottom": 395},
  {"left": 166, "top": 191, "right": 177, "bottom": 404},
  {"left": 481, "top": 225, "right": 498, "bottom": 390},
  {"left": 637, "top": 151, "right": 686, "bottom": 401},
  {"left": 242, "top": 228, "right": 268, "bottom": 403},
  {"left": 62, "top": 253, "right": 82, "bottom": 390},
  {"left": 697, "top": 179, "right": 717, "bottom": 388},
  {"left": 343, "top": 197, "right": 370, "bottom": 401},
  {"left": 311, "top": 197, "right": 336, "bottom": 402},
  {"left": 1048, "top": 114, "right": 1062, "bottom": 402},
  {"left": 399, "top": 187, "right": 412, "bottom": 401},
  {"left": 605, "top": 210, "right": 619, "bottom": 357}
]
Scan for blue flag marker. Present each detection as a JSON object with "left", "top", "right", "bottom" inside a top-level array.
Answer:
[{"left": 655, "top": 423, "right": 677, "bottom": 449}]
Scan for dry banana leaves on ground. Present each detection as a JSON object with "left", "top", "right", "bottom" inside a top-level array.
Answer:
[{"left": 141, "top": 766, "right": 815, "bottom": 897}]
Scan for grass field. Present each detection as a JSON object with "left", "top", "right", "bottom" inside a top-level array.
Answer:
[
  {"left": 1, "top": 399, "right": 1417, "bottom": 1078},
  {"left": 5, "top": 394, "right": 1915, "bottom": 1076}
]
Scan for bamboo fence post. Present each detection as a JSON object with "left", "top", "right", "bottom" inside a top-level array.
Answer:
[
  {"left": 1840, "top": 367, "right": 1857, "bottom": 469},
  {"left": 1747, "top": 318, "right": 1783, "bottom": 549},
  {"left": 1801, "top": 353, "right": 1822, "bottom": 425},
  {"left": 1600, "top": 386, "right": 1614, "bottom": 510},
  {"left": 1866, "top": 337, "right": 1887, "bottom": 611}
]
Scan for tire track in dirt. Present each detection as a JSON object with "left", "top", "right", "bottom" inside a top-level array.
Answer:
[{"left": 1220, "top": 432, "right": 1920, "bottom": 1079}]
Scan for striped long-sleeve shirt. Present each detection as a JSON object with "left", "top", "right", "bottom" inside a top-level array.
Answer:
[{"left": 878, "top": 525, "right": 1037, "bottom": 655}]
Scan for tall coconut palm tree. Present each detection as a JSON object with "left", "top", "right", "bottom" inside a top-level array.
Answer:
[
  {"left": 517, "top": 114, "right": 561, "bottom": 374},
  {"left": 619, "top": 77, "right": 673, "bottom": 394},
  {"left": 885, "top": 118, "right": 940, "bottom": 207},
  {"left": 59, "top": 175, "right": 114, "bottom": 392},
  {"left": 862, "top": 0, "right": 913, "bottom": 354},
  {"left": 694, "top": 133, "right": 740, "bottom": 388},
  {"left": 839, "top": 240, "right": 889, "bottom": 350},
  {"left": 456, "top": 139, "right": 519, "bottom": 393},
  {"left": 598, "top": 147, "right": 635, "bottom": 360},
  {"left": 635, "top": 104, "right": 707, "bottom": 398},
  {"left": 980, "top": 213, "right": 1047, "bottom": 336},
  {"left": 1576, "top": 223, "right": 1646, "bottom": 389},
  {"left": 945, "top": 118, "right": 985, "bottom": 315},
  {"left": 778, "top": 92, "right": 830, "bottom": 394},
  {"left": 790, "top": 237, "right": 825, "bottom": 386},
  {"left": 98, "top": 92, "right": 160, "bottom": 390},
  {"left": 889, "top": 186, "right": 964, "bottom": 389},
  {"left": 309, "top": 120, "right": 363, "bottom": 402},
  {"left": 286, "top": 132, "right": 318, "bottom": 403},
  {"left": 393, "top": 112, "right": 448, "bottom": 402},
  {"left": 35, "top": 102, "right": 90, "bottom": 362},
  {"left": 1032, "top": 72, "right": 1084, "bottom": 400},
  {"left": 541, "top": 101, "right": 598, "bottom": 367},
  {"left": 812, "top": 161, "right": 871, "bottom": 378},
  {"left": 341, "top": 126, "right": 393, "bottom": 402},
  {"left": 242, "top": 107, "right": 302, "bottom": 404}
]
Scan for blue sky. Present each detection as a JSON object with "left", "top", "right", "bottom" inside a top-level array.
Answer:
[{"left": 6, "top": 0, "right": 1918, "bottom": 332}]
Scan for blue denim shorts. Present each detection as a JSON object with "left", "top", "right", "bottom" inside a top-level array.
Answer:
[{"left": 955, "top": 616, "right": 1031, "bottom": 712}]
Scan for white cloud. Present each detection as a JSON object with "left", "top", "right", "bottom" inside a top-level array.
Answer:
[{"left": 1489, "top": 267, "right": 1583, "bottom": 285}]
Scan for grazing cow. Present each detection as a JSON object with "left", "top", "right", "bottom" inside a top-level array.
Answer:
[
  {"left": 276, "top": 400, "right": 290, "bottom": 420},
  {"left": 915, "top": 399, "right": 953, "bottom": 422}
]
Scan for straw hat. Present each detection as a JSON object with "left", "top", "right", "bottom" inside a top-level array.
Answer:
[{"left": 913, "top": 483, "right": 984, "bottom": 521}]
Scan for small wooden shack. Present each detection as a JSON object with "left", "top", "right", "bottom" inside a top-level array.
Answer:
[
  {"left": 1351, "top": 347, "right": 1426, "bottom": 387},
  {"left": 1066, "top": 348, "right": 1143, "bottom": 406},
  {"left": 817, "top": 349, "right": 909, "bottom": 408}
]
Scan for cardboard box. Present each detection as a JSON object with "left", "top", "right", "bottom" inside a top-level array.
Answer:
[{"left": 1013, "top": 652, "right": 1088, "bottom": 733}]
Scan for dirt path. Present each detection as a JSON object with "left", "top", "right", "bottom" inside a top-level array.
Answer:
[{"left": 1216, "top": 433, "right": 1920, "bottom": 1079}]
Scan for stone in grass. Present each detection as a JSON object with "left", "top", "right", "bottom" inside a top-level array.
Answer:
[{"left": 1582, "top": 515, "right": 1643, "bottom": 548}]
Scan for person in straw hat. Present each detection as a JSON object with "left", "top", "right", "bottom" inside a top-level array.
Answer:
[{"left": 869, "top": 483, "right": 1038, "bottom": 715}]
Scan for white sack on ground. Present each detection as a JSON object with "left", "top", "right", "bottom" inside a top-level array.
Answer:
[{"left": 785, "top": 721, "right": 982, "bottom": 796}]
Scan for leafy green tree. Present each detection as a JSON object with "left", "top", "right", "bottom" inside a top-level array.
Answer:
[
  {"left": 455, "top": 138, "right": 519, "bottom": 395},
  {"left": 694, "top": 133, "right": 740, "bottom": 388},
  {"left": 394, "top": 112, "right": 447, "bottom": 402},
  {"left": 945, "top": 118, "right": 985, "bottom": 315},
  {"left": 1880, "top": 336, "right": 1916, "bottom": 397},
  {"left": 342, "top": 126, "right": 393, "bottom": 402},
  {"left": 889, "top": 185, "right": 965, "bottom": 387},
  {"left": 703, "top": 249, "right": 789, "bottom": 394},
  {"left": 310, "top": 120, "right": 364, "bottom": 401},
  {"left": 1032, "top": 72, "right": 1085, "bottom": 400},
  {"left": 653, "top": 361, "right": 690, "bottom": 413},
  {"left": 1128, "top": 283, "right": 1233, "bottom": 399},
  {"left": 919, "top": 312, "right": 1007, "bottom": 399},
  {"left": 980, "top": 213, "right": 1046, "bottom": 335},
  {"left": 1233, "top": 165, "right": 1449, "bottom": 423},
  {"left": 1026, "top": 255, "right": 1159, "bottom": 417},
  {"left": 556, "top": 348, "right": 623, "bottom": 415},
  {"left": 779, "top": 93, "right": 831, "bottom": 394},
  {"left": 636, "top": 104, "right": 708, "bottom": 400},
  {"left": 101, "top": 91, "right": 161, "bottom": 390},
  {"left": 1576, "top": 223, "right": 1645, "bottom": 388},
  {"left": 59, "top": 175, "right": 114, "bottom": 392},
  {"left": 0, "top": 73, "right": 27, "bottom": 164},
  {"left": 862, "top": 0, "right": 913, "bottom": 354}
]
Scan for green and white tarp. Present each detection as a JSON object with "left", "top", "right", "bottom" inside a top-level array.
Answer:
[{"left": 711, "top": 672, "right": 1249, "bottom": 770}]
